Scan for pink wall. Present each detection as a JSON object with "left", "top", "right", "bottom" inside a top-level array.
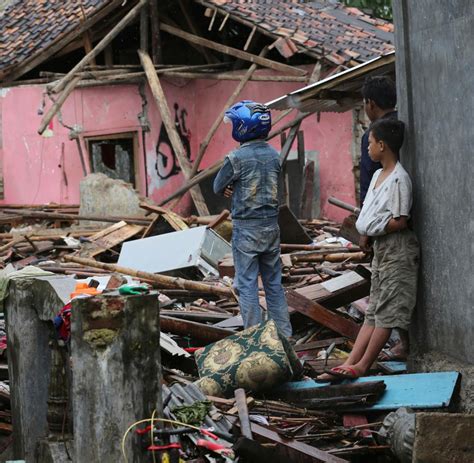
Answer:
[{"left": 0, "top": 71, "right": 355, "bottom": 221}]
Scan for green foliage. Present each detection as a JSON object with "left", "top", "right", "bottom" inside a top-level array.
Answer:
[{"left": 343, "top": 0, "right": 393, "bottom": 21}]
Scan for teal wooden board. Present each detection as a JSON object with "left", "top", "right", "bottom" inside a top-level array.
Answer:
[
  {"left": 278, "top": 371, "right": 460, "bottom": 410},
  {"left": 378, "top": 361, "right": 407, "bottom": 373}
]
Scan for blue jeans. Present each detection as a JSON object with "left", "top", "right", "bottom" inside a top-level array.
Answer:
[{"left": 232, "top": 218, "right": 292, "bottom": 337}]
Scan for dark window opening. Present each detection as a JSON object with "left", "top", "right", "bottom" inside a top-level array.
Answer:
[{"left": 88, "top": 137, "right": 135, "bottom": 186}]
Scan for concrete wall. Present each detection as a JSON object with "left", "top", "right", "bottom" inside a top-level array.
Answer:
[
  {"left": 393, "top": 0, "right": 474, "bottom": 363},
  {"left": 0, "top": 69, "right": 356, "bottom": 221}
]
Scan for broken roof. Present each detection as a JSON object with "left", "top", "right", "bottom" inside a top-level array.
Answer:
[
  {"left": 0, "top": 0, "right": 119, "bottom": 80},
  {"left": 266, "top": 51, "right": 395, "bottom": 113},
  {"left": 196, "top": 0, "right": 394, "bottom": 66}
]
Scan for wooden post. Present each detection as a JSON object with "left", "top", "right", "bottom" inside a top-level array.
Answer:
[
  {"left": 267, "top": 111, "right": 311, "bottom": 141},
  {"left": 244, "top": 26, "right": 257, "bottom": 51},
  {"left": 140, "top": 1, "right": 149, "bottom": 52},
  {"left": 149, "top": 0, "right": 162, "bottom": 64},
  {"left": 52, "top": 0, "right": 149, "bottom": 94},
  {"left": 138, "top": 49, "right": 209, "bottom": 215},
  {"left": 104, "top": 45, "right": 114, "bottom": 66},
  {"left": 160, "top": 22, "right": 306, "bottom": 76},
  {"left": 279, "top": 122, "right": 301, "bottom": 166},
  {"left": 190, "top": 47, "right": 268, "bottom": 177},
  {"left": 38, "top": 76, "right": 81, "bottom": 135}
]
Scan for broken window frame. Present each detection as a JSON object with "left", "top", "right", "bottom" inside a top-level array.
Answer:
[{"left": 79, "top": 127, "right": 146, "bottom": 196}]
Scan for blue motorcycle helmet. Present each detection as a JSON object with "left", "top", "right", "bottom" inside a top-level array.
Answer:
[{"left": 223, "top": 100, "right": 272, "bottom": 143}]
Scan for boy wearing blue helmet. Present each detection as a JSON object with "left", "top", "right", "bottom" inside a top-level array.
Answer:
[{"left": 213, "top": 101, "right": 292, "bottom": 337}]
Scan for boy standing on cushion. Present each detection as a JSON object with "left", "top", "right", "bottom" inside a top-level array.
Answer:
[
  {"left": 318, "top": 118, "right": 419, "bottom": 380},
  {"left": 213, "top": 100, "right": 292, "bottom": 338}
]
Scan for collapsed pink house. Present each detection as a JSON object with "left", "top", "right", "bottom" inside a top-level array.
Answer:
[{"left": 0, "top": 0, "right": 394, "bottom": 222}]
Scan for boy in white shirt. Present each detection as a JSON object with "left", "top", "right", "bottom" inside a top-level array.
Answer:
[{"left": 319, "top": 118, "right": 419, "bottom": 380}]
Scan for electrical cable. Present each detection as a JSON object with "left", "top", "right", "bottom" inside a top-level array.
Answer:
[
  {"left": 150, "top": 409, "right": 157, "bottom": 463},
  {"left": 121, "top": 416, "right": 202, "bottom": 463}
]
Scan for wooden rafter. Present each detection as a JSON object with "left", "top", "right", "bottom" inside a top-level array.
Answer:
[{"left": 160, "top": 22, "right": 307, "bottom": 76}]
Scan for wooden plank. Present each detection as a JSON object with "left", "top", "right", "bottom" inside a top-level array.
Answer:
[
  {"left": 276, "top": 372, "right": 461, "bottom": 411},
  {"left": 87, "top": 223, "right": 144, "bottom": 257},
  {"left": 149, "top": 0, "right": 162, "bottom": 63},
  {"left": 140, "top": 2, "right": 149, "bottom": 52},
  {"left": 139, "top": 203, "right": 188, "bottom": 231},
  {"left": 160, "top": 23, "right": 306, "bottom": 76},
  {"left": 295, "top": 272, "right": 370, "bottom": 310},
  {"left": 294, "top": 337, "right": 346, "bottom": 353},
  {"left": 234, "top": 389, "right": 253, "bottom": 439},
  {"left": 287, "top": 290, "right": 360, "bottom": 340},
  {"left": 138, "top": 49, "right": 209, "bottom": 216},
  {"left": 160, "top": 315, "right": 233, "bottom": 343},
  {"left": 244, "top": 421, "right": 349, "bottom": 463},
  {"left": 52, "top": 0, "right": 149, "bottom": 94}
]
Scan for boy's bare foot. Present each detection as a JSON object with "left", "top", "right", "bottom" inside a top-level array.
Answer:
[{"left": 378, "top": 340, "right": 408, "bottom": 361}]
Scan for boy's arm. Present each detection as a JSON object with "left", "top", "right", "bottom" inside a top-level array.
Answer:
[
  {"left": 385, "top": 216, "right": 408, "bottom": 233},
  {"left": 213, "top": 158, "right": 235, "bottom": 195}
]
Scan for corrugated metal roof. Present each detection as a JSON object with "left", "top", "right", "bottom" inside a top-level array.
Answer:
[{"left": 266, "top": 51, "right": 395, "bottom": 112}]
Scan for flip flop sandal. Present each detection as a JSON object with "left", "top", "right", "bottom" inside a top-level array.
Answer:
[{"left": 324, "top": 366, "right": 359, "bottom": 379}]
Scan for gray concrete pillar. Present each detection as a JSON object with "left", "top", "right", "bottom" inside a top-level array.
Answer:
[
  {"left": 5, "top": 277, "right": 76, "bottom": 461},
  {"left": 71, "top": 292, "right": 162, "bottom": 463}
]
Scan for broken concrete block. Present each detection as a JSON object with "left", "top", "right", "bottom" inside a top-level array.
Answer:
[
  {"left": 71, "top": 292, "right": 162, "bottom": 462},
  {"left": 79, "top": 173, "right": 151, "bottom": 227}
]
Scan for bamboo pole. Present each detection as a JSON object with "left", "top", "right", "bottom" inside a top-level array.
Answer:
[
  {"left": 160, "top": 22, "right": 306, "bottom": 76},
  {"left": 291, "top": 251, "right": 367, "bottom": 263},
  {"left": 52, "top": 0, "right": 149, "bottom": 94},
  {"left": 38, "top": 77, "right": 81, "bottom": 135},
  {"left": 158, "top": 159, "right": 224, "bottom": 206},
  {"left": 190, "top": 47, "right": 268, "bottom": 177},
  {"left": 63, "top": 255, "right": 234, "bottom": 297},
  {"left": 139, "top": 49, "right": 209, "bottom": 216}
]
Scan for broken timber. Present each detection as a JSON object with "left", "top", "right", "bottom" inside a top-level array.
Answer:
[
  {"left": 160, "top": 23, "right": 306, "bottom": 76},
  {"left": 138, "top": 49, "right": 209, "bottom": 216},
  {"left": 286, "top": 290, "right": 360, "bottom": 340},
  {"left": 63, "top": 255, "right": 234, "bottom": 298},
  {"left": 160, "top": 316, "right": 233, "bottom": 343},
  {"left": 233, "top": 419, "right": 349, "bottom": 463}
]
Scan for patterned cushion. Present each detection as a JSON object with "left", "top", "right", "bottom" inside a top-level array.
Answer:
[{"left": 195, "top": 320, "right": 301, "bottom": 398}]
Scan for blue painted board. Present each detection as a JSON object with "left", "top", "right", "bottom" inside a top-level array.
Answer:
[
  {"left": 378, "top": 361, "right": 407, "bottom": 373},
  {"left": 277, "top": 371, "right": 460, "bottom": 411}
]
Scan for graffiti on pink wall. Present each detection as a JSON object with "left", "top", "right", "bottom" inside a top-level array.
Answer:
[{"left": 155, "top": 103, "right": 191, "bottom": 179}]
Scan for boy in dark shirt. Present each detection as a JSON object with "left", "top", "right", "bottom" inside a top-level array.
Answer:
[{"left": 360, "top": 76, "right": 397, "bottom": 204}]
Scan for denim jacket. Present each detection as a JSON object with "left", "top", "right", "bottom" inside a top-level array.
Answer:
[{"left": 213, "top": 140, "right": 280, "bottom": 221}]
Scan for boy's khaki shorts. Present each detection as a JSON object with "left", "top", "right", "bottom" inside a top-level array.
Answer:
[{"left": 365, "top": 229, "right": 420, "bottom": 331}]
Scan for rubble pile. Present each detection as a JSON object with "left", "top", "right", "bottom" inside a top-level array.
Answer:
[{"left": 0, "top": 202, "right": 460, "bottom": 462}]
